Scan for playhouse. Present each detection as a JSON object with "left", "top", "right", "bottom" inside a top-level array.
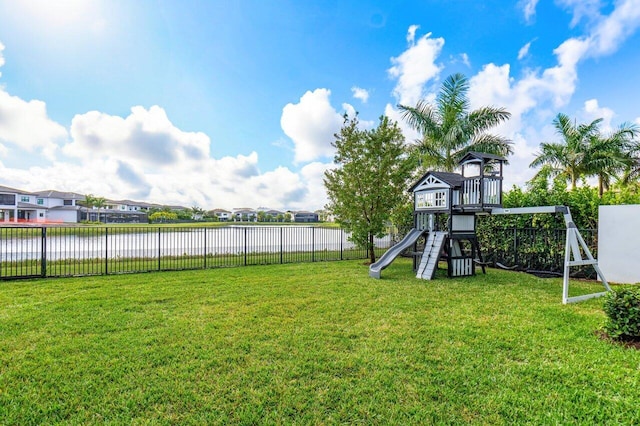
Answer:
[{"left": 368, "top": 151, "right": 610, "bottom": 304}]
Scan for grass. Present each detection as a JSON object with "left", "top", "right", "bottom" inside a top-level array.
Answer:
[{"left": 1, "top": 259, "right": 638, "bottom": 424}]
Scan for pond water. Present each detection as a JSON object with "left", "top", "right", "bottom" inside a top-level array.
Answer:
[{"left": 0, "top": 226, "right": 391, "bottom": 262}]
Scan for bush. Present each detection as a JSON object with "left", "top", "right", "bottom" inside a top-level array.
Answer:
[{"left": 603, "top": 287, "right": 640, "bottom": 340}]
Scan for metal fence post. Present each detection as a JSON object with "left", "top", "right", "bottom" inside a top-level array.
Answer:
[
  {"left": 203, "top": 228, "right": 207, "bottom": 269},
  {"left": 312, "top": 227, "right": 315, "bottom": 262},
  {"left": 41, "top": 227, "right": 47, "bottom": 278},
  {"left": 158, "top": 227, "right": 161, "bottom": 271},
  {"left": 105, "top": 227, "right": 109, "bottom": 275},
  {"left": 280, "top": 227, "right": 283, "bottom": 264},
  {"left": 513, "top": 227, "right": 518, "bottom": 266},
  {"left": 244, "top": 227, "right": 247, "bottom": 266}
]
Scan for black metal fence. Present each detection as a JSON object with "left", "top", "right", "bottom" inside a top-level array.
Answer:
[
  {"left": 0, "top": 226, "right": 394, "bottom": 280},
  {"left": 479, "top": 227, "right": 598, "bottom": 278}
]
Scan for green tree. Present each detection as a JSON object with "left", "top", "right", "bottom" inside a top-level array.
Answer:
[
  {"left": 83, "top": 194, "right": 107, "bottom": 222},
  {"left": 530, "top": 113, "right": 602, "bottom": 190},
  {"left": 324, "top": 114, "right": 412, "bottom": 264},
  {"left": 190, "top": 206, "right": 205, "bottom": 220},
  {"left": 399, "top": 73, "right": 512, "bottom": 172},
  {"left": 149, "top": 211, "right": 178, "bottom": 223},
  {"left": 584, "top": 122, "right": 638, "bottom": 196}
]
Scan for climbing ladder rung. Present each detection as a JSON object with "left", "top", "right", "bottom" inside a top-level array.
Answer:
[
  {"left": 416, "top": 232, "right": 447, "bottom": 280},
  {"left": 567, "top": 260, "right": 597, "bottom": 267}
]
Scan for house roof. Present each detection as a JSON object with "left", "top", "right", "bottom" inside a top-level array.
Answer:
[
  {"left": 17, "top": 201, "right": 42, "bottom": 209},
  {"left": 34, "top": 190, "right": 85, "bottom": 200},
  {"left": 50, "top": 205, "right": 83, "bottom": 211},
  {"left": 0, "top": 184, "right": 34, "bottom": 195},
  {"left": 409, "top": 171, "right": 464, "bottom": 192}
]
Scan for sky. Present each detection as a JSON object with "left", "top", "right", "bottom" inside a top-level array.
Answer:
[{"left": 0, "top": 0, "right": 639, "bottom": 211}]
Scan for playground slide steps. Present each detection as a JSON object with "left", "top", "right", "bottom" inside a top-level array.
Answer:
[{"left": 416, "top": 232, "right": 447, "bottom": 280}]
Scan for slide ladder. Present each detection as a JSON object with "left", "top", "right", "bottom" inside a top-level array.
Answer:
[{"left": 416, "top": 232, "right": 447, "bottom": 280}]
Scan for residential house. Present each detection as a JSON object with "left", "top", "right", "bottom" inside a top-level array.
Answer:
[
  {"left": 293, "top": 210, "right": 319, "bottom": 223},
  {"left": 232, "top": 208, "right": 257, "bottom": 222},
  {"left": 210, "top": 208, "right": 231, "bottom": 222}
]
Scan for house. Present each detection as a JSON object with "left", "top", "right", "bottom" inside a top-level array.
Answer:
[
  {"left": 0, "top": 186, "right": 86, "bottom": 223},
  {"left": 293, "top": 210, "right": 319, "bottom": 223},
  {"left": 210, "top": 208, "right": 231, "bottom": 222},
  {"left": 232, "top": 208, "right": 257, "bottom": 222},
  {"left": 256, "top": 207, "right": 284, "bottom": 222},
  {"left": 105, "top": 199, "right": 156, "bottom": 212},
  {"left": 34, "top": 190, "right": 85, "bottom": 223}
]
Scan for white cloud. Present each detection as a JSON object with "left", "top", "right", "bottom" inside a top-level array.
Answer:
[
  {"left": 521, "top": 0, "right": 539, "bottom": 23},
  {"left": 384, "top": 103, "right": 422, "bottom": 145},
  {"left": 280, "top": 88, "right": 343, "bottom": 164},
  {"left": 1, "top": 41, "right": 67, "bottom": 159},
  {"left": 65, "top": 105, "right": 210, "bottom": 170},
  {"left": 406, "top": 24, "right": 419, "bottom": 44},
  {"left": 518, "top": 41, "right": 532, "bottom": 60},
  {"left": 460, "top": 53, "right": 470, "bottom": 67},
  {"left": 557, "top": 0, "right": 604, "bottom": 27},
  {"left": 587, "top": 0, "right": 640, "bottom": 56},
  {"left": 582, "top": 98, "right": 615, "bottom": 132},
  {"left": 351, "top": 86, "right": 369, "bottom": 103},
  {"left": 388, "top": 27, "right": 444, "bottom": 106},
  {"left": 0, "top": 41, "right": 5, "bottom": 73},
  {"left": 0, "top": 89, "right": 68, "bottom": 160}
]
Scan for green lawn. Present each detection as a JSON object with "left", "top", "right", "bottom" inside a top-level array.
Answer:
[{"left": 1, "top": 259, "right": 637, "bottom": 424}]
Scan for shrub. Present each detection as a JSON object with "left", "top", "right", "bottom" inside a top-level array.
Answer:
[{"left": 603, "top": 287, "right": 640, "bottom": 340}]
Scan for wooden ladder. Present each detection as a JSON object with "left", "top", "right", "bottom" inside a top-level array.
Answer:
[{"left": 416, "top": 232, "right": 447, "bottom": 280}]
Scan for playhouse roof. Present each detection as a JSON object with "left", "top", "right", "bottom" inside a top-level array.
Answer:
[
  {"left": 458, "top": 151, "right": 507, "bottom": 164},
  {"left": 408, "top": 171, "right": 463, "bottom": 192}
]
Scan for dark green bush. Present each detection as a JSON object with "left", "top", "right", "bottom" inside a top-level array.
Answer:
[{"left": 603, "top": 287, "right": 640, "bottom": 340}]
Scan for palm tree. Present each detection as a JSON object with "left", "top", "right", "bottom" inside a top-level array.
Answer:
[
  {"left": 584, "top": 123, "right": 638, "bottom": 196},
  {"left": 82, "top": 194, "right": 106, "bottom": 222},
  {"left": 529, "top": 113, "right": 602, "bottom": 190},
  {"left": 399, "top": 73, "right": 512, "bottom": 172},
  {"left": 531, "top": 114, "right": 639, "bottom": 195},
  {"left": 93, "top": 197, "right": 107, "bottom": 223},
  {"left": 617, "top": 127, "right": 640, "bottom": 189}
]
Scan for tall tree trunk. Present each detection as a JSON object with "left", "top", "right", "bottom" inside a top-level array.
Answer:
[
  {"left": 369, "top": 233, "right": 376, "bottom": 264},
  {"left": 598, "top": 174, "right": 604, "bottom": 198}
]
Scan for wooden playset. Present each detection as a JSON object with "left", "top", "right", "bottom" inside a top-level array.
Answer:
[{"left": 369, "top": 152, "right": 610, "bottom": 304}]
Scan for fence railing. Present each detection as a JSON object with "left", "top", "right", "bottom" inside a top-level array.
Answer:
[
  {"left": 478, "top": 227, "right": 598, "bottom": 278},
  {"left": 394, "top": 226, "right": 598, "bottom": 278},
  {"left": 0, "top": 226, "right": 394, "bottom": 280}
]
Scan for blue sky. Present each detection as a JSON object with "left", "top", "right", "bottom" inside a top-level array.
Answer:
[{"left": 0, "top": 0, "right": 639, "bottom": 210}]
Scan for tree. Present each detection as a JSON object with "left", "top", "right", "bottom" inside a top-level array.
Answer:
[
  {"left": 149, "top": 211, "right": 178, "bottom": 223},
  {"left": 83, "top": 194, "right": 106, "bottom": 222},
  {"left": 530, "top": 113, "right": 602, "bottom": 190},
  {"left": 324, "top": 115, "right": 412, "bottom": 264},
  {"left": 190, "top": 206, "right": 205, "bottom": 220},
  {"left": 531, "top": 114, "right": 639, "bottom": 196},
  {"left": 399, "top": 73, "right": 512, "bottom": 172},
  {"left": 584, "top": 122, "right": 638, "bottom": 196}
]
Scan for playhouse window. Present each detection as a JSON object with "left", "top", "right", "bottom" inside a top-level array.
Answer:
[{"left": 416, "top": 190, "right": 447, "bottom": 209}]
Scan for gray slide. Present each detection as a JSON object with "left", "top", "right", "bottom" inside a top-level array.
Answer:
[{"left": 369, "top": 228, "right": 425, "bottom": 279}]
